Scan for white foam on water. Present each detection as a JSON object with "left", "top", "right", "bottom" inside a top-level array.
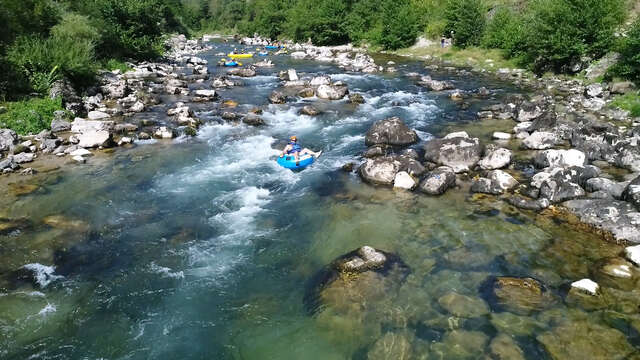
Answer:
[
  {"left": 21, "top": 264, "right": 63, "bottom": 288},
  {"left": 185, "top": 187, "right": 272, "bottom": 280},
  {"left": 149, "top": 262, "right": 185, "bottom": 279},
  {"left": 333, "top": 134, "right": 365, "bottom": 151},
  {"left": 261, "top": 106, "right": 319, "bottom": 132},
  {"left": 38, "top": 303, "right": 56, "bottom": 316}
]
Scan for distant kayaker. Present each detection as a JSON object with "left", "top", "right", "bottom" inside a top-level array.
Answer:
[{"left": 280, "top": 136, "right": 322, "bottom": 165}]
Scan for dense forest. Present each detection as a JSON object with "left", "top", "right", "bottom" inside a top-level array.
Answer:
[{"left": 0, "top": 0, "right": 639, "bottom": 102}]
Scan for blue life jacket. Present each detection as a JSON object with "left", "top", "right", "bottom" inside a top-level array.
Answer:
[{"left": 287, "top": 141, "right": 302, "bottom": 154}]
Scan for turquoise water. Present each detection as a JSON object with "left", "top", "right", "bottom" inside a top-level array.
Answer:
[{"left": 0, "top": 42, "right": 638, "bottom": 359}]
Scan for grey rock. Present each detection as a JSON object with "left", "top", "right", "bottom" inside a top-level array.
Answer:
[
  {"left": 585, "top": 178, "right": 626, "bottom": 199},
  {"left": 316, "top": 84, "right": 348, "bottom": 100},
  {"left": 540, "top": 179, "right": 585, "bottom": 203},
  {"left": 523, "top": 131, "right": 557, "bottom": 150},
  {"left": 610, "top": 81, "right": 635, "bottom": 95},
  {"left": 419, "top": 166, "right": 456, "bottom": 195},
  {"left": 359, "top": 156, "right": 401, "bottom": 186},
  {"left": 13, "top": 152, "right": 35, "bottom": 164},
  {"left": 299, "top": 105, "right": 320, "bottom": 116},
  {"left": 622, "top": 175, "right": 640, "bottom": 210},
  {"left": 349, "top": 93, "right": 365, "bottom": 104},
  {"left": 564, "top": 199, "right": 640, "bottom": 243},
  {"left": 77, "top": 130, "right": 113, "bottom": 148},
  {"left": 585, "top": 83, "right": 604, "bottom": 98},
  {"left": 51, "top": 118, "right": 71, "bottom": 133},
  {"left": 269, "top": 90, "right": 287, "bottom": 104},
  {"left": 471, "top": 170, "right": 519, "bottom": 195},
  {"left": 0, "top": 129, "right": 18, "bottom": 152},
  {"left": 242, "top": 113, "right": 265, "bottom": 126},
  {"left": 365, "top": 117, "right": 418, "bottom": 147},
  {"left": 506, "top": 196, "right": 550, "bottom": 211},
  {"left": 517, "top": 102, "right": 543, "bottom": 122},
  {"left": 228, "top": 67, "right": 257, "bottom": 77},
  {"left": 479, "top": 146, "right": 512, "bottom": 170},
  {"left": 424, "top": 136, "right": 482, "bottom": 173}
]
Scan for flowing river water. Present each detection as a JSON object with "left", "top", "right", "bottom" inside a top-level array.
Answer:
[{"left": 1, "top": 40, "right": 639, "bottom": 359}]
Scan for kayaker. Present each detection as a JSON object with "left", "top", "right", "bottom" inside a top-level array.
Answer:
[{"left": 280, "top": 136, "right": 322, "bottom": 165}]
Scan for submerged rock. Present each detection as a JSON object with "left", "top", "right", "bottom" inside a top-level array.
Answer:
[
  {"left": 537, "top": 321, "right": 634, "bottom": 360},
  {"left": 490, "top": 334, "right": 525, "bottom": 360},
  {"left": 299, "top": 105, "right": 320, "bottom": 116},
  {"left": 438, "top": 292, "right": 490, "bottom": 318},
  {"left": 484, "top": 276, "right": 553, "bottom": 315},
  {"left": 367, "top": 332, "right": 412, "bottom": 360},
  {"left": 365, "top": 117, "right": 418, "bottom": 147},
  {"left": 431, "top": 330, "right": 488, "bottom": 359},
  {"left": 303, "top": 246, "right": 409, "bottom": 314}
]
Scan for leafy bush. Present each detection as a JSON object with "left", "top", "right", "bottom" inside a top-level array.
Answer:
[
  {"left": 444, "top": 0, "right": 487, "bottom": 48},
  {"left": 286, "top": 0, "right": 349, "bottom": 45},
  {"left": 520, "top": 0, "right": 625, "bottom": 74},
  {"left": 7, "top": 35, "right": 96, "bottom": 93},
  {"left": 0, "top": 97, "right": 64, "bottom": 135},
  {"left": 610, "top": 93, "right": 640, "bottom": 117},
  {"left": 104, "top": 59, "right": 131, "bottom": 73},
  {"left": 375, "top": 0, "right": 420, "bottom": 50},
  {"left": 612, "top": 19, "right": 640, "bottom": 83}
]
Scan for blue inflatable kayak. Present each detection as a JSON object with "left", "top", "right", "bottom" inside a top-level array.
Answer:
[
  {"left": 224, "top": 61, "right": 239, "bottom": 67},
  {"left": 258, "top": 52, "right": 269, "bottom": 56},
  {"left": 277, "top": 154, "right": 315, "bottom": 170},
  {"left": 265, "top": 45, "right": 279, "bottom": 50}
]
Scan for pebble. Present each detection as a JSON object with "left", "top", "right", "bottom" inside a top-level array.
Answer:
[{"left": 493, "top": 132, "right": 512, "bottom": 140}]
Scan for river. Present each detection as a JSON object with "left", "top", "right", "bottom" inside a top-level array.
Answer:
[{"left": 0, "top": 40, "right": 638, "bottom": 359}]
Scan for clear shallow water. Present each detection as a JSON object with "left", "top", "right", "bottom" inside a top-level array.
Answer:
[{"left": 0, "top": 42, "right": 638, "bottom": 359}]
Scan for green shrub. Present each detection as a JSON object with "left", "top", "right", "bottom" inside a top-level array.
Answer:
[
  {"left": 444, "top": 0, "right": 487, "bottom": 48},
  {"left": 104, "top": 59, "right": 131, "bottom": 73},
  {"left": 520, "top": 0, "right": 625, "bottom": 74},
  {"left": 612, "top": 19, "right": 640, "bottom": 83},
  {"left": 0, "top": 97, "right": 64, "bottom": 135},
  {"left": 376, "top": 0, "right": 420, "bottom": 50},
  {"left": 7, "top": 35, "right": 96, "bottom": 93},
  {"left": 611, "top": 92, "right": 640, "bottom": 117}
]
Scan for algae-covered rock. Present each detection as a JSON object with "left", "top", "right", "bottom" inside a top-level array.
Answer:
[
  {"left": 537, "top": 321, "right": 634, "bottom": 360},
  {"left": 484, "top": 276, "right": 553, "bottom": 315},
  {"left": 490, "top": 312, "right": 545, "bottom": 336},
  {"left": 431, "top": 330, "right": 489, "bottom": 359}
]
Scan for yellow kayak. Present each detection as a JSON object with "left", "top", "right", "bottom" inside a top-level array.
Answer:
[{"left": 228, "top": 53, "right": 253, "bottom": 59}]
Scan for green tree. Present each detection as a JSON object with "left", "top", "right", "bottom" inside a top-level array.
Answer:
[
  {"left": 482, "top": 7, "right": 524, "bottom": 56},
  {"left": 286, "top": 0, "right": 349, "bottom": 45},
  {"left": 345, "top": 0, "right": 382, "bottom": 45},
  {"left": 376, "top": 0, "right": 420, "bottom": 50},
  {"left": 521, "top": 0, "right": 625, "bottom": 73},
  {"left": 444, "top": 0, "right": 486, "bottom": 48}
]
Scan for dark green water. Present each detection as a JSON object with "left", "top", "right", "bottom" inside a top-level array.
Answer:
[{"left": 0, "top": 41, "right": 638, "bottom": 359}]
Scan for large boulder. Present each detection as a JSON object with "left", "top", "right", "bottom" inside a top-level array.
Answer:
[
  {"left": 393, "top": 171, "right": 417, "bottom": 190},
  {"left": 310, "top": 75, "right": 331, "bottom": 86},
  {"left": 540, "top": 178, "right": 585, "bottom": 203},
  {"left": 365, "top": 117, "right": 418, "bottom": 147},
  {"left": 479, "top": 146, "right": 512, "bottom": 170},
  {"left": 299, "top": 105, "right": 320, "bottom": 116},
  {"left": 585, "top": 177, "right": 626, "bottom": 199},
  {"left": 359, "top": 156, "right": 401, "bottom": 186},
  {"left": 71, "top": 118, "right": 115, "bottom": 133},
  {"left": 77, "top": 130, "right": 113, "bottom": 148},
  {"left": 471, "top": 170, "right": 519, "bottom": 195},
  {"left": 0, "top": 129, "right": 18, "bottom": 152},
  {"left": 87, "top": 110, "right": 110, "bottom": 120},
  {"left": 522, "top": 131, "right": 557, "bottom": 150},
  {"left": 534, "top": 149, "right": 585, "bottom": 169},
  {"left": 424, "top": 136, "right": 482, "bottom": 173},
  {"left": 316, "top": 84, "right": 348, "bottom": 100},
  {"left": 419, "top": 166, "right": 456, "bottom": 195}
]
